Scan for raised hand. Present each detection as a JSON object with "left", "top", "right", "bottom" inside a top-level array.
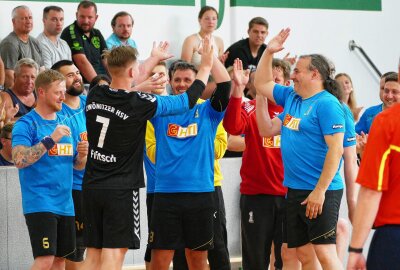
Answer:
[
  {"left": 267, "top": 28, "right": 291, "bottom": 54},
  {"left": 232, "top": 58, "right": 250, "bottom": 88},
  {"left": 132, "top": 73, "right": 168, "bottom": 93},
  {"left": 151, "top": 41, "right": 174, "bottom": 61},
  {"left": 283, "top": 52, "right": 297, "bottom": 65},
  {"left": 200, "top": 35, "right": 214, "bottom": 70}
]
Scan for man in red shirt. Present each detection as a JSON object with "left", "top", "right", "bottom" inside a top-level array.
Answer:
[
  {"left": 347, "top": 100, "right": 400, "bottom": 269},
  {"left": 223, "top": 58, "right": 291, "bottom": 270}
]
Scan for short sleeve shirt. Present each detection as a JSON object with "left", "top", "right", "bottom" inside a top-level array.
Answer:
[
  {"left": 61, "top": 21, "right": 107, "bottom": 81},
  {"left": 273, "top": 84, "right": 345, "bottom": 190},
  {"left": 356, "top": 104, "right": 400, "bottom": 227}
]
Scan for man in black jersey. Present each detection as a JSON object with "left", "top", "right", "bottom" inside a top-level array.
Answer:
[{"left": 81, "top": 38, "right": 214, "bottom": 270}]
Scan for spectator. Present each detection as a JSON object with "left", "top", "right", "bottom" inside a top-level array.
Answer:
[
  {"left": 335, "top": 73, "right": 363, "bottom": 121},
  {"left": 181, "top": 6, "right": 224, "bottom": 100},
  {"left": 37, "top": 6, "right": 72, "bottom": 69},
  {"left": 355, "top": 71, "right": 397, "bottom": 134},
  {"left": 106, "top": 11, "right": 137, "bottom": 49},
  {"left": 61, "top": 1, "right": 107, "bottom": 83},
  {"left": 0, "top": 5, "right": 44, "bottom": 89},
  {"left": 80, "top": 43, "right": 211, "bottom": 270},
  {"left": 255, "top": 28, "right": 345, "bottom": 270},
  {"left": 0, "top": 58, "right": 38, "bottom": 121},
  {"left": 0, "top": 121, "right": 15, "bottom": 166},
  {"left": 12, "top": 69, "right": 87, "bottom": 270},
  {"left": 224, "top": 17, "right": 268, "bottom": 71},
  {"left": 347, "top": 103, "right": 400, "bottom": 270},
  {"left": 51, "top": 59, "right": 87, "bottom": 270},
  {"left": 181, "top": 6, "right": 224, "bottom": 67}
]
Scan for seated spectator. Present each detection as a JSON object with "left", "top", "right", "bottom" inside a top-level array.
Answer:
[
  {"left": 106, "top": 11, "right": 137, "bottom": 49},
  {"left": 37, "top": 6, "right": 72, "bottom": 69},
  {"left": 0, "top": 5, "right": 44, "bottom": 89},
  {"left": 224, "top": 17, "right": 268, "bottom": 71},
  {"left": 335, "top": 73, "right": 363, "bottom": 121},
  {"left": 61, "top": 1, "right": 107, "bottom": 83},
  {"left": 0, "top": 58, "right": 38, "bottom": 121},
  {"left": 181, "top": 6, "right": 224, "bottom": 99},
  {"left": 0, "top": 121, "right": 15, "bottom": 166},
  {"left": 181, "top": 6, "right": 224, "bottom": 67}
]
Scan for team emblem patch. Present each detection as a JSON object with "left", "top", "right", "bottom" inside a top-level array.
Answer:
[
  {"left": 91, "top": 36, "right": 100, "bottom": 49},
  {"left": 283, "top": 114, "right": 301, "bottom": 131},
  {"left": 48, "top": 144, "right": 73, "bottom": 156}
]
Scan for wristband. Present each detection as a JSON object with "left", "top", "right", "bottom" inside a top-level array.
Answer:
[
  {"left": 348, "top": 246, "right": 363, "bottom": 253},
  {"left": 0, "top": 85, "right": 4, "bottom": 91},
  {"left": 41, "top": 136, "right": 56, "bottom": 150}
]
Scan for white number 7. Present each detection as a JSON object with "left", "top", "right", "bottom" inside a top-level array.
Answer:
[{"left": 96, "top": 116, "right": 110, "bottom": 148}]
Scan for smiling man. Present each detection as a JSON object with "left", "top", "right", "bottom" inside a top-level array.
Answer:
[
  {"left": 12, "top": 69, "right": 88, "bottom": 270},
  {"left": 61, "top": 0, "right": 107, "bottom": 83}
]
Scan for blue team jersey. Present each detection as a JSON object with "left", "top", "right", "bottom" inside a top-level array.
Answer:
[
  {"left": 144, "top": 151, "right": 156, "bottom": 193},
  {"left": 273, "top": 84, "right": 345, "bottom": 190},
  {"left": 12, "top": 110, "right": 76, "bottom": 216},
  {"left": 59, "top": 95, "right": 87, "bottom": 190},
  {"left": 342, "top": 103, "right": 356, "bottom": 148},
  {"left": 355, "top": 104, "right": 383, "bottom": 134},
  {"left": 151, "top": 100, "right": 224, "bottom": 193}
]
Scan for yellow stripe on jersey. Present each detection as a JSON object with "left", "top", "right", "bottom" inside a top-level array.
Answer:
[{"left": 378, "top": 144, "right": 400, "bottom": 191}]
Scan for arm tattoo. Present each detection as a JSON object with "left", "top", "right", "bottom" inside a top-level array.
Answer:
[{"left": 12, "top": 144, "right": 47, "bottom": 168}]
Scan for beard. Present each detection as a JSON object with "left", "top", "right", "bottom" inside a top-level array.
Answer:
[{"left": 66, "top": 82, "right": 84, "bottom": 96}]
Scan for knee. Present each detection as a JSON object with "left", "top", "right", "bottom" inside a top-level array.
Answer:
[
  {"left": 34, "top": 256, "right": 55, "bottom": 270},
  {"left": 281, "top": 245, "right": 297, "bottom": 263},
  {"left": 337, "top": 218, "right": 350, "bottom": 237},
  {"left": 295, "top": 246, "right": 315, "bottom": 264}
]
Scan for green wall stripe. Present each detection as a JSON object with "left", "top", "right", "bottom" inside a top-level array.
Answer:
[
  {"left": 12, "top": 0, "right": 195, "bottom": 6},
  {"left": 230, "top": 0, "right": 382, "bottom": 11}
]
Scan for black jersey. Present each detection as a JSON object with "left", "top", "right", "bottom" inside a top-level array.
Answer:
[{"left": 83, "top": 80, "right": 205, "bottom": 190}]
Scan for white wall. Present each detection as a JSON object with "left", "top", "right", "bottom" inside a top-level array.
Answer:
[{"left": 0, "top": 0, "right": 399, "bottom": 109}]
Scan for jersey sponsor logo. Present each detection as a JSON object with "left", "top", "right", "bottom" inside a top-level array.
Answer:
[
  {"left": 243, "top": 101, "right": 255, "bottom": 114},
  {"left": 283, "top": 114, "right": 301, "bottom": 131},
  {"left": 262, "top": 135, "right": 281, "bottom": 148},
  {"left": 347, "top": 136, "right": 356, "bottom": 142},
  {"left": 80, "top": 131, "right": 88, "bottom": 142},
  {"left": 90, "top": 149, "right": 117, "bottom": 163},
  {"left": 167, "top": 123, "right": 198, "bottom": 138},
  {"left": 332, "top": 124, "right": 343, "bottom": 129},
  {"left": 48, "top": 143, "right": 73, "bottom": 156},
  {"left": 195, "top": 109, "right": 200, "bottom": 118},
  {"left": 137, "top": 92, "right": 156, "bottom": 103}
]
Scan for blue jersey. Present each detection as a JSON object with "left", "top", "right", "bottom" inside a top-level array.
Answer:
[
  {"left": 151, "top": 100, "right": 224, "bottom": 193},
  {"left": 274, "top": 84, "right": 345, "bottom": 190},
  {"left": 12, "top": 110, "right": 76, "bottom": 216},
  {"left": 342, "top": 103, "right": 356, "bottom": 148},
  {"left": 59, "top": 95, "right": 87, "bottom": 190},
  {"left": 355, "top": 104, "right": 382, "bottom": 134}
]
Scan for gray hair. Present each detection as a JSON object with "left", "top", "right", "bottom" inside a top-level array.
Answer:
[
  {"left": 14, "top": 58, "right": 39, "bottom": 75},
  {"left": 12, "top": 5, "right": 31, "bottom": 19}
]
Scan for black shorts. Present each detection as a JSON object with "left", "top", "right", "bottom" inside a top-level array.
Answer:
[
  {"left": 66, "top": 189, "right": 85, "bottom": 262},
  {"left": 83, "top": 188, "right": 140, "bottom": 249},
  {"left": 148, "top": 192, "right": 214, "bottom": 251},
  {"left": 25, "top": 212, "right": 75, "bottom": 259},
  {"left": 286, "top": 188, "right": 343, "bottom": 248},
  {"left": 144, "top": 193, "right": 155, "bottom": 263}
]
